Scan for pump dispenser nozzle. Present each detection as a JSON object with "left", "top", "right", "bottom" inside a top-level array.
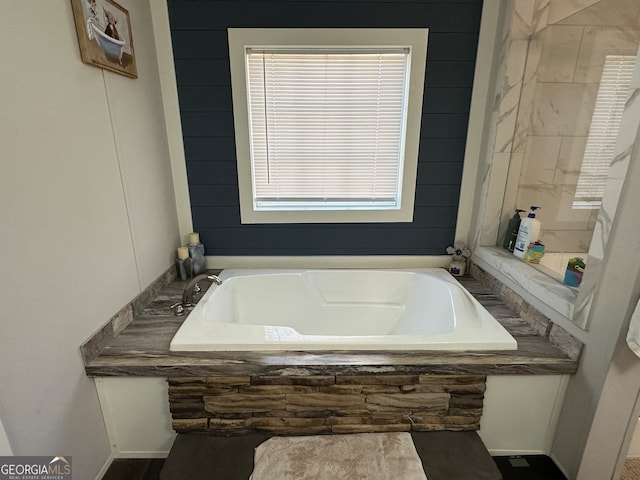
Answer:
[{"left": 528, "top": 206, "right": 541, "bottom": 218}]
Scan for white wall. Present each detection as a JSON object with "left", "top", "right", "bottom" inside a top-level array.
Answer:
[
  {"left": 628, "top": 418, "right": 640, "bottom": 458},
  {"left": 0, "top": 415, "right": 12, "bottom": 456},
  {"left": 552, "top": 122, "right": 640, "bottom": 479},
  {"left": 96, "top": 378, "right": 176, "bottom": 458},
  {"left": 480, "top": 375, "right": 569, "bottom": 456},
  {"left": 550, "top": 121, "right": 640, "bottom": 479},
  {"left": 0, "top": 1, "right": 178, "bottom": 479}
]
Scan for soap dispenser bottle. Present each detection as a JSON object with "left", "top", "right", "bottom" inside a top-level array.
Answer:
[
  {"left": 513, "top": 206, "right": 541, "bottom": 258},
  {"left": 503, "top": 209, "right": 526, "bottom": 252},
  {"left": 187, "top": 232, "right": 206, "bottom": 275}
]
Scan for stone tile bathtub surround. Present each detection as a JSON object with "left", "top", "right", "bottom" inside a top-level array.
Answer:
[
  {"left": 470, "top": 261, "right": 583, "bottom": 361},
  {"left": 83, "top": 268, "right": 580, "bottom": 434},
  {"left": 473, "top": 246, "right": 579, "bottom": 320},
  {"left": 168, "top": 374, "right": 486, "bottom": 436},
  {"left": 80, "top": 265, "right": 177, "bottom": 363},
  {"left": 83, "top": 269, "right": 579, "bottom": 379}
]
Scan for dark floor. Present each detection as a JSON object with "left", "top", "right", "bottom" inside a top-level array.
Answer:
[
  {"left": 102, "top": 454, "right": 567, "bottom": 480},
  {"left": 102, "top": 458, "right": 164, "bottom": 480},
  {"left": 493, "top": 455, "right": 567, "bottom": 480}
]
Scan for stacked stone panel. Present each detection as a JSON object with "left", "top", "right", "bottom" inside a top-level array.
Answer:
[{"left": 168, "top": 374, "right": 486, "bottom": 435}]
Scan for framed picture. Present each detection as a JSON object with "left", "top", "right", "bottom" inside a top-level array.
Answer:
[{"left": 70, "top": 0, "right": 137, "bottom": 78}]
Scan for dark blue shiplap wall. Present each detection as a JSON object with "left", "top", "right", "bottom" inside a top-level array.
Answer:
[{"left": 168, "top": 0, "right": 482, "bottom": 256}]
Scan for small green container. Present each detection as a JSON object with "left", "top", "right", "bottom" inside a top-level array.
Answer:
[{"left": 564, "top": 257, "right": 585, "bottom": 287}]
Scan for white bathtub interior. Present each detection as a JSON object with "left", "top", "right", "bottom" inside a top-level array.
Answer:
[{"left": 170, "top": 269, "right": 517, "bottom": 352}]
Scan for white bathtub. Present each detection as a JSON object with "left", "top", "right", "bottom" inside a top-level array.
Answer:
[{"left": 169, "top": 269, "right": 517, "bottom": 352}]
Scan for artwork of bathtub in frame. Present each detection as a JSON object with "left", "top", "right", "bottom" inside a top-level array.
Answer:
[
  {"left": 170, "top": 269, "right": 518, "bottom": 352},
  {"left": 70, "top": 0, "right": 137, "bottom": 78}
]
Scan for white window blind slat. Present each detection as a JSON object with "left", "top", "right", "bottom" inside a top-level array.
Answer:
[
  {"left": 573, "top": 55, "right": 635, "bottom": 209},
  {"left": 246, "top": 49, "right": 410, "bottom": 209}
]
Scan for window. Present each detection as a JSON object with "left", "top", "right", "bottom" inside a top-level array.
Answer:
[
  {"left": 247, "top": 48, "right": 409, "bottom": 211},
  {"left": 228, "top": 29, "right": 428, "bottom": 223},
  {"left": 573, "top": 55, "right": 635, "bottom": 209}
]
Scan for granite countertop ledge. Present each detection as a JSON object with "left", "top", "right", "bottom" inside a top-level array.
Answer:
[{"left": 81, "top": 269, "right": 580, "bottom": 378}]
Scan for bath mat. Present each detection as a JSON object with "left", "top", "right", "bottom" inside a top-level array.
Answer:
[
  {"left": 622, "top": 458, "right": 640, "bottom": 480},
  {"left": 249, "top": 432, "right": 428, "bottom": 480}
]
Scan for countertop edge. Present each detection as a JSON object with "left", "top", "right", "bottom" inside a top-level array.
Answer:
[{"left": 82, "top": 269, "right": 580, "bottom": 378}]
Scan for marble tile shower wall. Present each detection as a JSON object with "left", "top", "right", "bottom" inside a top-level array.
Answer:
[
  {"left": 515, "top": 0, "right": 640, "bottom": 253},
  {"left": 475, "top": 0, "right": 640, "bottom": 253},
  {"left": 475, "top": 0, "right": 550, "bottom": 249},
  {"left": 475, "top": 0, "right": 640, "bottom": 329}
]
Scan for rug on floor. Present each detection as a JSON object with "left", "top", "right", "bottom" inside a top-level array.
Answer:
[
  {"left": 249, "top": 432, "right": 428, "bottom": 480},
  {"left": 622, "top": 458, "right": 640, "bottom": 480}
]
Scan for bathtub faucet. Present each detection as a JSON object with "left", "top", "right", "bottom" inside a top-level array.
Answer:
[
  {"left": 182, "top": 273, "right": 223, "bottom": 306},
  {"left": 171, "top": 273, "right": 223, "bottom": 316}
]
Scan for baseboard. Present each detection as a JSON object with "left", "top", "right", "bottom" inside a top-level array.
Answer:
[
  {"left": 115, "top": 450, "right": 170, "bottom": 459},
  {"left": 487, "top": 449, "right": 547, "bottom": 456},
  {"left": 95, "top": 453, "right": 114, "bottom": 480},
  {"left": 549, "top": 452, "right": 571, "bottom": 479}
]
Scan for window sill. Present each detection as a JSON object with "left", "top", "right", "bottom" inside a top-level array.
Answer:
[{"left": 473, "top": 246, "right": 579, "bottom": 324}]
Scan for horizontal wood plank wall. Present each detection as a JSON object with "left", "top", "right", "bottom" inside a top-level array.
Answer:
[{"left": 168, "top": 0, "right": 482, "bottom": 255}]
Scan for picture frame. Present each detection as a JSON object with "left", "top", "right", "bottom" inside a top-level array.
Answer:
[{"left": 70, "top": 0, "right": 137, "bottom": 79}]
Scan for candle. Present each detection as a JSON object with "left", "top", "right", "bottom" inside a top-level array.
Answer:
[
  {"left": 188, "top": 232, "right": 200, "bottom": 244},
  {"left": 177, "top": 246, "right": 189, "bottom": 260}
]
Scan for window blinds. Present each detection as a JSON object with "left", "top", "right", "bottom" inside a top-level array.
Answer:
[
  {"left": 245, "top": 48, "right": 410, "bottom": 210},
  {"left": 573, "top": 55, "right": 635, "bottom": 209}
]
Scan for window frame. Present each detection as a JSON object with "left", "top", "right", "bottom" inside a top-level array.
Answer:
[{"left": 228, "top": 28, "right": 428, "bottom": 224}]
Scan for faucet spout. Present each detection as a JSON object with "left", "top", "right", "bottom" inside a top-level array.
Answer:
[{"left": 181, "top": 273, "right": 222, "bottom": 306}]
